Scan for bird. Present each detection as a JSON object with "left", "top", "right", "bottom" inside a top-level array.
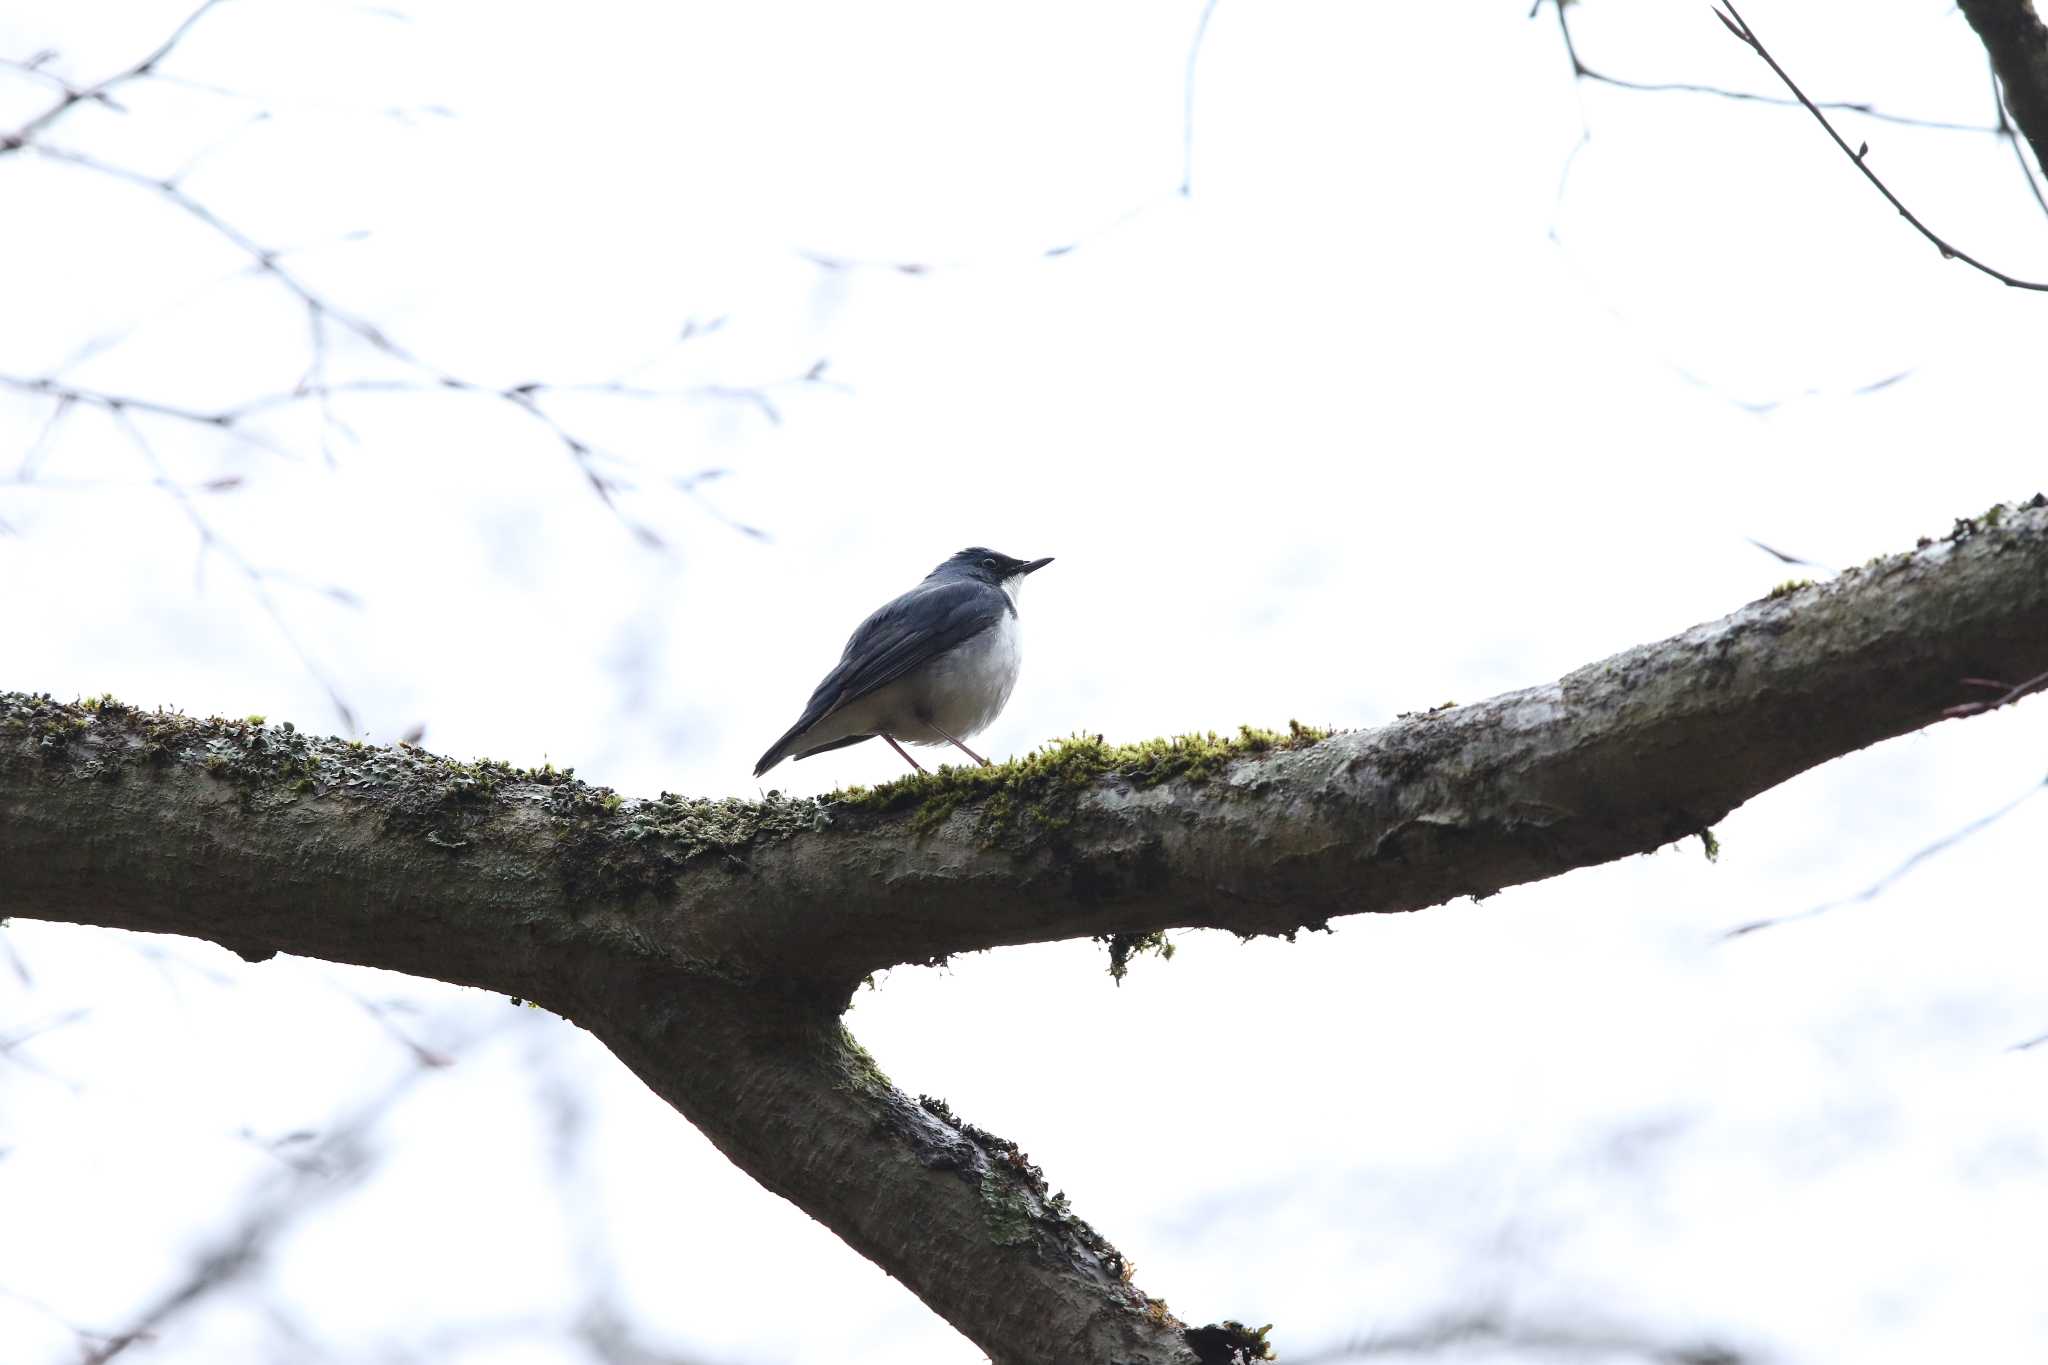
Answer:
[{"left": 754, "top": 547, "right": 1054, "bottom": 779}]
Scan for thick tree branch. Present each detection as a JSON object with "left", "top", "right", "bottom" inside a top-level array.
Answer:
[
  {"left": 5, "top": 496, "right": 2046, "bottom": 1363},
  {"left": 1960, "top": 0, "right": 2048, "bottom": 176},
  {"left": 585, "top": 979, "right": 1199, "bottom": 1364}
]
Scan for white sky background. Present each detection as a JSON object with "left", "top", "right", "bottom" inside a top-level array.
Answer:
[{"left": 3, "top": 0, "right": 2047, "bottom": 1361}]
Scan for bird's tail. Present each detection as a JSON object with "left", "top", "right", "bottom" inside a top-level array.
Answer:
[
  {"left": 754, "top": 729, "right": 871, "bottom": 779},
  {"left": 753, "top": 732, "right": 798, "bottom": 779}
]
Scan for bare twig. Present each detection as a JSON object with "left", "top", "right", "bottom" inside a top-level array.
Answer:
[
  {"left": 806, "top": 3, "right": 1225, "bottom": 266},
  {"left": 1713, "top": 2, "right": 2048, "bottom": 291},
  {"left": 4, "top": 7, "right": 804, "bottom": 535},
  {"left": 110, "top": 407, "right": 361, "bottom": 731},
  {"left": 1545, "top": 0, "right": 1995, "bottom": 133},
  {"left": 1181, "top": 0, "right": 1222, "bottom": 196},
  {"left": 1, "top": 2, "right": 824, "bottom": 720},
  {"left": 0, "top": 0, "right": 229, "bottom": 153},
  {"left": 1744, "top": 537, "right": 1828, "bottom": 569},
  {"left": 1942, "top": 667, "right": 2048, "bottom": 719},
  {"left": 1724, "top": 776, "right": 2046, "bottom": 938},
  {"left": 0, "top": 1006, "right": 89, "bottom": 1089},
  {"left": 0, "top": 1006, "right": 89, "bottom": 1058},
  {"left": 78, "top": 1018, "right": 499, "bottom": 1364},
  {"left": 1296, "top": 1309, "right": 1748, "bottom": 1364}
]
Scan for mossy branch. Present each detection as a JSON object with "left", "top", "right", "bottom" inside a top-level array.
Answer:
[{"left": 5, "top": 495, "right": 2046, "bottom": 1365}]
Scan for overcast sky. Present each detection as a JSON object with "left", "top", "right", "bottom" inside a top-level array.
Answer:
[{"left": 4, "top": 2, "right": 2047, "bottom": 1362}]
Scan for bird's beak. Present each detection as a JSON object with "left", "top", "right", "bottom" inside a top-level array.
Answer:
[{"left": 1019, "top": 556, "right": 1054, "bottom": 575}]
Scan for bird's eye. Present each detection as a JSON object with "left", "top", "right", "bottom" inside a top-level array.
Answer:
[{"left": 981, "top": 557, "right": 997, "bottom": 571}]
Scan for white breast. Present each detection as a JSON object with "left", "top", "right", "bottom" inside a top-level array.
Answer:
[{"left": 916, "top": 609, "right": 1023, "bottom": 743}]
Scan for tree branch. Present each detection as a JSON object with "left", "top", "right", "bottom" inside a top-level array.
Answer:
[
  {"left": 1714, "top": 2, "right": 2048, "bottom": 291},
  {"left": 1959, "top": 0, "right": 2048, "bottom": 177},
  {"left": 6, "top": 495, "right": 2047, "bottom": 1362}
]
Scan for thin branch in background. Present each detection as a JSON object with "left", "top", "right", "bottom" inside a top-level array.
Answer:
[
  {"left": 301, "top": 305, "right": 352, "bottom": 469},
  {"left": 75, "top": 1021, "right": 498, "bottom": 1365},
  {"left": 110, "top": 406, "right": 361, "bottom": 731},
  {"left": 1297, "top": 1309, "right": 1748, "bottom": 1364},
  {"left": 0, "top": 51, "right": 70, "bottom": 90},
  {"left": 14, "top": 392, "right": 74, "bottom": 480},
  {"left": 1851, "top": 367, "right": 1915, "bottom": 395},
  {"left": 521, "top": 1032, "right": 717, "bottom": 1365},
  {"left": 163, "top": 107, "right": 271, "bottom": 186},
  {"left": 1723, "top": 776, "right": 2046, "bottom": 939},
  {"left": 807, "top": 2, "right": 1225, "bottom": 267},
  {"left": 1, "top": 931, "right": 29, "bottom": 987},
  {"left": 2, "top": 4, "right": 807, "bottom": 532},
  {"left": 0, "top": 1006, "right": 90, "bottom": 1091},
  {"left": 0, "top": 0, "right": 229, "bottom": 152},
  {"left": 1744, "top": 537, "right": 1830, "bottom": 570},
  {"left": 143, "top": 68, "right": 458, "bottom": 127},
  {"left": 1541, "top": 221, "right": 1914, "bottom": 417},
  {"left": 324, "top": 977, "right": 455, "bottom": 1069},
  {"left": 1539, "top": 2, "right": 1934, "bottom": 416},
  {"left": 1989, "top": 61, "right": 2048, "bottom": 220},
  {"left": 1713, "top": 1, "right": 2048, "bottom": 292},
  {"left": 136, "top": 941, "right": 237, "bottom": 997},
  {"left": 0, "top": 1007, "right": 89, "bottom": 1059},
  {"left": 1942, "top": 667, "right": 2048, "bottom": 719},
  {"left": 1543, "top": 0, "right": 1993, "bottom": 132},
  {"left": 1180, "top": 0, "right": 1222, "bottom": 196},
  {"left": 0, "top": 2, "right": 827, "bottom": 727}
]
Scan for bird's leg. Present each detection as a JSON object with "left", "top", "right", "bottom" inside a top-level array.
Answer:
[
  {"left": 923, "top": 719, "right": 991, "bottom": 768},
  {"left": 882, "top": 734, "right": 927, "bottom": 773}
]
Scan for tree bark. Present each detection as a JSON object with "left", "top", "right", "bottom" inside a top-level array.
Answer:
[
  {"left": 1960, "top": 0, "right": 2048, "bottom": 177},
  {"left": 5, "top": 497, "right": 2045, "bottom": 1363}
]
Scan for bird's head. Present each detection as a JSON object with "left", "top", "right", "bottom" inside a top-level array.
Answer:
[{"left": 933, "top": 547, "right": 1055, "bottom": 591}]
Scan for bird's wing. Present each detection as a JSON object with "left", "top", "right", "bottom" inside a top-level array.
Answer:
[
  {"left": 805, "top": 578, "right": 1006, "bottom": 723},
  {"left": 755, "top": 580, "right": 1005, "bottom": 775}
]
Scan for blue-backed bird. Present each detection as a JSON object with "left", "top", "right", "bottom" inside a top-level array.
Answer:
[{"left": 754, "top": 547, "right": 1053, "bottom": 778}]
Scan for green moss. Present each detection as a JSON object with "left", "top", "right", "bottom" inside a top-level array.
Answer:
[
  {"left": 1184, "top": 1320, "right": 1276, "bottom": 1364},
  {"left": 2, "top": 693, "right": 94, "bottom": 762},
  {"left": 1099, "top": 929, "right": 1175, "bottom": 982},
  {"left": 547, "top": 784, "right": 833, "bottom": 904},
  {"left": 7, "top": 697, "right": 1337, "bottom": 914},
  {"left": 1698, "top": 827, "right": 1721, "bottom": 862},
  {"left": 1, "top": 695, "right": 835, "bottom": 904},
  {"left": 1943, "top": 498, "right": 2038, "bottom": 546},
  {"left": 979, "top": 1175, "right": 1038, "bottom": 1247},
  {"left": 835, "top": 1026, "right": 894, "bottom": 1095},
  {"left": 907, "top": 1093, "right": 1126, "bottom": 1260},
  {"left": 832, "top": 721, "right": 1333, "bottom": 845},
  {"left": 1766, "top": 578, "right": 1812, "bottom": 600}
]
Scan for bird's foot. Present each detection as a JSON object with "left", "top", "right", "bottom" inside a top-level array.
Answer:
[{"left": 883, "top": 735, "right": 927, "bottom": 773}]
